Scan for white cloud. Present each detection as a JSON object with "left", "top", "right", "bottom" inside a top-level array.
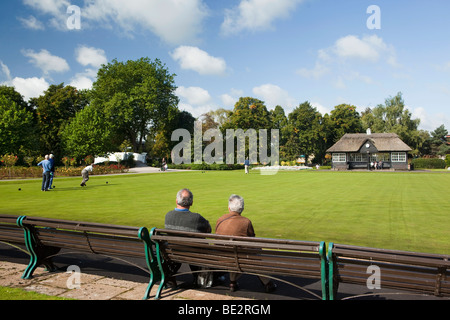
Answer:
[
  {"left": 75, "top": 46, "right": 107, "bottom": 69},
  {"left": 18, "top": 16, "right": 45, "bottom": 30},
  {"left": 1, "top": 60, "right": 49, "bottom": 100},
  {"left": 220, "top": 89, "right": 244, "bottom": 108},
  {"left": 170, "top": 46, "right": 227, "bottom": 76},
  {"left": 298, "top": 35, "right": 399, "bottom": 84},
  {"left": 176, "top": 86, "right": 212, "bottom": 106},
  {"left": 82, "top": 0, "right": 208, "bottom": 44},
  {"left": 412, "top": 107, "right": 450, "bottom": 132},
  {"left": 252, "top": 83, "right": 296, "bottom": 110},
  {"left": 24, "top": 0, "right": 209, "bottom": 43},
  {"left": 0, "top": 61, "right": 12, "bottom": 82},
  {"left": 222, "top": 0, "right": 304, "bottom": 35},
  {"left": 23, "top": 0, "right": 70, "bottom": 16},
  {"left": 69, "top": 69, "right": 98, "bottom": 90},
  {"left": 11, "top": 77, "right": 50, "bottom": 100},
  {"left": 328, "top": 35, "right": 399, "bottom": 67},
  {"left": 23, "top": 0, "right": 71, "bottom": 29},
  {"left": 311, "top": 102, "right": 331, "bottom": 116},
  {"left": 178, "top": 103, "right": 215, "bottom": 119},
  {"left": 22, "top": 49, "right": 70, "bottom": 76},
  {"left": 297, "top": 62, "right": 330, "bottom": 79}
]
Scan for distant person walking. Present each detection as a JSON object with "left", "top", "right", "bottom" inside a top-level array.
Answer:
[
  {"left": 244, "top": 158, "right": 250, "bottom": 174},
  {"left": 80, "top": 164, "right": 94, "bottom": 187},
  {"left": 37, "top": 155, "right": 52, "bottom": 192}
]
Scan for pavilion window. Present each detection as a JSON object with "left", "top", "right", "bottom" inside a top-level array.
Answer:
[
  {"left": 391, "top": 152, "right": 406, "bottom": 162},
  {"left": 333, "top": 153, "right": 347, "bottom": 162}
]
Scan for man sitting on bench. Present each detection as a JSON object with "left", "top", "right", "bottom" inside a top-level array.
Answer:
[
  {"left": 164, "top": 188, "right": 212, "bottom": 288},
  {"left": 215, "top": 194, "right": 277, "bottom": 293}
]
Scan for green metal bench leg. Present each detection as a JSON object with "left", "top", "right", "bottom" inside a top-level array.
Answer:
[
  {"left": 327, "top": 242, "right": 335, "bottom": 300},
  {"left": 139, "top": 227, "right": 164, "bottom": 300},
  {"left": 17, "top": 216, "right": 37, "bottom": 279},
  {"left": 17, "top": 216, "right": 59, "bottom": 279},
  {"left": 149, "top": 228, "right": 167, "bottom": 300},
  {"left": 319, "top": 241, "right": 329, "bottom": 300}
]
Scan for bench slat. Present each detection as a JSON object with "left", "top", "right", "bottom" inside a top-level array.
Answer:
[
  {"left": 328, "top": 243, "right": 450, "bottom": 299},
  {"left": 149, "top": 228, "right": 327, "bottom": 300}
]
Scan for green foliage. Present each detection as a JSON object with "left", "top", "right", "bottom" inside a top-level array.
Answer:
[
  {"left": 286, "top": 101, "right": 325, "bottom": 163},
  {"left": 91, "top": 57, "right": 179, "bottom": 152},
  {"left": 411, "top": 158, "right": 446, "bottom": 169},
  {"left": 30, "top": 84, "right": 89, "bottom": 159},
  {"left": 361, "top": 92, "right": 424, "bottom": 154},
  {"left": 61, "top": 104, "right": 114, "bottom": 160},
  {"left": 169, "top": 162, "right": 244, "bottom": 171},
  {"left": 0, "top": 95, "right": 37, "bottom": 156}
]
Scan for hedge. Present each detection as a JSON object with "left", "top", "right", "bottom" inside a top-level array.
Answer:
[
  {"left": 411, "top": 158, "right": 446, "bottom": 169},
  {"left": 169, "top": 163, "right": 244, "bottom": 171}
]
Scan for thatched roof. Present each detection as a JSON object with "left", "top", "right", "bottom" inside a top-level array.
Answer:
[{"left": 327, "top": 133, "right": 412, "bottom": 153}]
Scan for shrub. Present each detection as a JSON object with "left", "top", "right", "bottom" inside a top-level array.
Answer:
[
  {"left": 168, "top": 163, "right": 244, "bottom": 171},
  {"left": 411, "top": 158, "right": 446, "bottom": 169}
]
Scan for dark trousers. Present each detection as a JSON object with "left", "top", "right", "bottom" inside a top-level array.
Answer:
[{"left": 41, "top": 171, "right": 51, "bottom": 191}]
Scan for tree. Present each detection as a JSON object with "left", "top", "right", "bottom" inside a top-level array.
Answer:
[
  {"left": 270, "top": 105, "right": 289, "bottom": 146},
  {"left": 328, "top": 104, "right": 364, "bottom": 144},
  {"left": 287, "top": 101, "right": 325, "bottom": 163},
  {"left": 429, "top": 125, "right": 450, "bottom": 156},
  {"left": 61, "top": 104, "right": 114, "bottom": 160},
  {"left": 147, "top": 109, "right": 195, "bottom": 161},
  {"left": 0, "top": 95, "right": 37, "bottom": 156},
  {"left": 90, "top": 58, "right": 179, "bottom": 152},
  {"left": 222, "top": 97, "right": 271, "bottom": 131},
  {"left": 361, "top": 92, "right": 424, "bottom": 153},
  {"left": 30, "top": 84, "right": 88, "bottom": 159}
]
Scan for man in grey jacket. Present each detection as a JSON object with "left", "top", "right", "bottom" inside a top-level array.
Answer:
[{"left": 164, "top": 188, "right": 212, "bottom": 288}]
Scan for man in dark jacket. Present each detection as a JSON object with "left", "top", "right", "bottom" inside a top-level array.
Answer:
[
  {"left": 164, "top": 188, "right": 212, "bottom": 288},
  {"left": 165, "top": 188, "right": 211, "bottom": 233}
]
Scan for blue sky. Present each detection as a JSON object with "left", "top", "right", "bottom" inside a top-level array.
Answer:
[{"left": 1, "top": 0, "right": 449, "bottom": 132}]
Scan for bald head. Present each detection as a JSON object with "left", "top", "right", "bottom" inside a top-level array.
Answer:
[{"left": 176, "top": 188, "right": 193, "bottom": 208}]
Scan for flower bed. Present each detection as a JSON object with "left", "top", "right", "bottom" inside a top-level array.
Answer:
[{"left": 0, "top": 164, "right": 129, "bottom": 180}]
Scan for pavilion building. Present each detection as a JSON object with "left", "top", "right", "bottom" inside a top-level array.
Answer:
[{"left": 327, "top": 131, "right": 412, "bottom": 171}]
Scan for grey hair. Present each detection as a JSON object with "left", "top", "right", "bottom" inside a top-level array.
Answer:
[
  {"left": 176, "top": 188, "right": 193, "bottom": 207},
  {"left": 228, "top": 194, "right": 244, "bottom": 214}
]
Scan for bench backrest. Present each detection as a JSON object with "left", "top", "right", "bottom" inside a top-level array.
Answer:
[
  {"left": 17, "top": 216, "right": 150, "bottom": 258},
  {"left": 150, "top": 228, "right": 327, "bottom": 299},
  {"left": 328, "top": 243, "right": 450, "bottom": 299},
  {"left": 0, "top": 214, "right": 24, "bottom": 245}
]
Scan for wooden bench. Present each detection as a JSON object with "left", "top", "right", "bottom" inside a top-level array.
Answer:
[
  {"left": 14, "top": 216, "right": 157, "bottom": 300},
  {"left": 0, "top": 214, "right": 25, "bottom": 248},
  {"left": 327, "top": 243, "right": 450, "bottom": 300},
  {"left": 148, "top": 228, "right": 328, "bottom": 300}
]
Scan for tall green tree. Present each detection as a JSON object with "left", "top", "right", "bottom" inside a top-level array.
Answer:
[
  {"left": 30, "top": 84, "right": 88, "bottom": 158},
  {"left": 61, "top": 104, "right": 114, "bottom": 160},
  {"left": 270, "top": 105, "right": 289, "bottom": 146},
  {"left": 361, "top": 92, "right": 424, "bottom": 153},
  {"left": 0, "top": 94, "right": 37, "bottom": 156},
  {"left": 429, "top": 125, "right": 449, "bottom": 156},
  {"left": 287, "top": 101, "right": 325, "bottom": 163},
  {"left": 91, "top": 58, "right": 179, "bottom": 152},
  {"left": 328, "top": 104, "right": 364, "bottom": 145},
  {"left": 223, "top": 97, "right": 271, "bottom": 130}
]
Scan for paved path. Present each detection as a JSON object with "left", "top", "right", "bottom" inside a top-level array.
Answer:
[{"left": 0, "top": 260, "right": 250, "bottom": 301}]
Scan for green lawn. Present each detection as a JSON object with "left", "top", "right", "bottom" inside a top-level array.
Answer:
[
  {"left": 0, "top": 286, "right": 73, "bottom": 300},
  {"left": 0, "top": 170, "right": 449, "bottom": 254}
]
